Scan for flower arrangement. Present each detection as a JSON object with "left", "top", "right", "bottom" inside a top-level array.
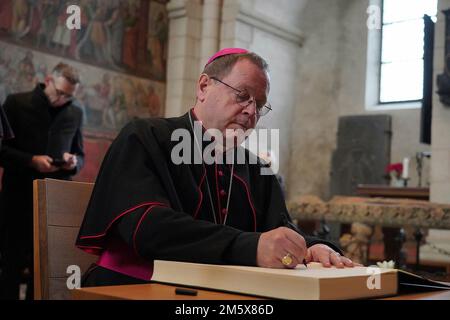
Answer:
[
  {"left": 376, "top": 260, "right": 396, "bottom": 269},
  {"left": 385, "top": 163, "right": 404, "bottom": 187}
]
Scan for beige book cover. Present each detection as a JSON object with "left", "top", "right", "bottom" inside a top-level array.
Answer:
[{"left": 151, "top": 261, "right": 402, "bottom": 300}]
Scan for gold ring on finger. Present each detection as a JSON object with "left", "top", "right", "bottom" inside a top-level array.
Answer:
[{"left": 281, "top": 253, "right": 293, "bottom": 266}]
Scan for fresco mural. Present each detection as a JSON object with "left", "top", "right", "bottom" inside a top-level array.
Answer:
[
  {"left": 0, "top": 0, "right": 169, "bottom": 81},
  {"left": 0, "top": 42, "right": 165, "bottom": 134},
  {"left": 0, "top": 1, "right": 168, "bottom": 182},
  {"left": 0, "top": 0, "right": 168, "bottom": 182},
  {"left": 0, "top": 41, "right": 166, "bottom": 183}
]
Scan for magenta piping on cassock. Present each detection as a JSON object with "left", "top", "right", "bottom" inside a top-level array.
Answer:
[
  {"left": 193, "top": 168, "right": 206, "bottom": 219},
  {"left": 215, "top": 163, "right": 223, "bottom": 223},
  {"left": 77, "top": 202, "right": 168, "bottom": 257},
  {"left": 232, "top": 173, "right": 257, "bottom": 231}
]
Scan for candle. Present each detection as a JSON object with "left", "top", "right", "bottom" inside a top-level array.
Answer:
[{"left": 402, "top": 157, "right": 409, "bottom": 179}]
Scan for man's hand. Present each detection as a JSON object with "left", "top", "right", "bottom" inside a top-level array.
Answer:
[
  {"left": 30, "top": 155, "right": 58, "bottom": 173},
  {"left": 305, "top": 244, "right": 357, "bottom": 268},
  {"left": 61, "top": 152, "right": 77, "bottom": 171},
  {"left": 256, "top": 227, "right": 307, "bottom": 269}
]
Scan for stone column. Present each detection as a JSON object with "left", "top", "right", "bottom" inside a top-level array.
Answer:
[
  {"left": 199, "top": 0, "right": 221, "bottom": 72},
  {"left": 218, "top": 0, "right": 304, "bottom": 183},
  {"left": 165, "top": 0, "right": 203, "bottom": 117}
]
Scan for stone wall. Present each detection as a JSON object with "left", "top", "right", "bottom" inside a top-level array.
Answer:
[
  {"left": 421, "top": 0, "right": 450, "bottom": 263},
  {"left": 288, "top": 0, "right": 431, "bottom": 201}
]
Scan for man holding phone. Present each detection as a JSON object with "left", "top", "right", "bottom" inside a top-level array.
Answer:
[{"left": 0, "top": 62, "right": 84, "bottom": 300}]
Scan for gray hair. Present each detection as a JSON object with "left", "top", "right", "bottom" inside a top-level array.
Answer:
[{"left": 202, "top": 52, "right": 269, "bottom": 80}]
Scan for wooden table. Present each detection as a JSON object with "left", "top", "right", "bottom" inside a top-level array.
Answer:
[
  {"left": 381, "top": 290, "right": 450, "bottom": 300},
  {"left": 356, "top": 184, "right": 430, "bottom": 200},
  {"left": 72, "top": 283, "right": 261, "bottom": 300},
  {"left": 72, "top": 282, "right": 450, "bottom": 300}
]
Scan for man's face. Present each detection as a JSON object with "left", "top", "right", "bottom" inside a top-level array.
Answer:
[
  {"left": 200, "top": 59, "right": 270, "bottom": 135},
  {"left": 44, "top": 76, "right": 77, "bottom": 107}
]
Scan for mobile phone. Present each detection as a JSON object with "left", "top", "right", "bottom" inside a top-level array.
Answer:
[{"left": 52, "top": 158, "right": 67, "bottom": 167}]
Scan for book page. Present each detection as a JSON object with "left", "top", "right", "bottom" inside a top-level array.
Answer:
[
  {"left": 398, "top": 270, "right": 450, "bottom": 291},
  {"left": 196, "top": 262, "right": 395, "bottom": 279}
]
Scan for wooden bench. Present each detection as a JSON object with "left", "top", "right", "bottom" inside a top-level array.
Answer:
[{"left": 33, "top": 178, "right": 95, "bottom": 299}]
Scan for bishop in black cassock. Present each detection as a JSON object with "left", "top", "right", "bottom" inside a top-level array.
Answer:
[{"left": 76, "top": 48, "right": 353, "bottom": 287}]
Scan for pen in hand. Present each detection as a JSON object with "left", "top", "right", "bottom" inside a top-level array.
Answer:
[{"left": 281, "top": 212, "right": 308, "bottom": 269}]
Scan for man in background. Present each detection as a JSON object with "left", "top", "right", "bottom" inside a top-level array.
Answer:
[
  {"left": 0, "top": 62, "right": 85, "bottom": 300},
  {"left": 0, "top": 101, "right": 14, "bottom": 149}
]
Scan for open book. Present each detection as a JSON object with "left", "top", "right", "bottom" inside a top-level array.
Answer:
[{"left": 151, "top": 260, "right": 450, "bottom": 300}]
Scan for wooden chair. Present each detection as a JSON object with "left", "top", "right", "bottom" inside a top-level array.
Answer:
[{"left": 33, "top": 178, "right": 96, "bottom": 300}]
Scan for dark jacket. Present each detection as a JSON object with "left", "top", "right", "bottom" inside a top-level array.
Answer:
[
  {"left": 0, "top": 83, "right": 84, "bottom": 255},
  {"left": 0, "top": 84, "right": 84, "bottom": 185},
  {"left": 0, "top": 101, "right": 14, "bottom": 149},
  {"left": 0, "top": 84, "right": 84, "bottom": 300}
]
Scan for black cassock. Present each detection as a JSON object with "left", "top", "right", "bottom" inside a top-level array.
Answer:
[{"left": 77, "top": 110, "right": 340, "bottom": 286}]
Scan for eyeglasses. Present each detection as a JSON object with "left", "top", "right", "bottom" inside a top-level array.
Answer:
[
  {"left": 51, "top": 79, "right": 74, "bottom": 101},
  {"left": 210, "top": 76, "right": 272, "bottom": 117}
]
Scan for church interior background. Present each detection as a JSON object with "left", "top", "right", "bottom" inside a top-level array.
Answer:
[{"left": 1, "top": 0, "right": 450, "bottom": 280}]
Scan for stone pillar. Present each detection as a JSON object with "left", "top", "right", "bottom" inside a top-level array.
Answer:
[
  {"left": 199, "top": 0, "right": 221, "bottom": 71},
  {"left": 165, "top": 0, "right": 203, "bottom": 117},
  {"left": 219, "top": 0, "right": 304, "bottom": 183}
]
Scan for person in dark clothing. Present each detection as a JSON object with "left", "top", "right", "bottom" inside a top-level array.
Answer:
[
  {"left": 77, "top": 48, "right": 355, "bottom": 287},
  {"left": 0, "top": 62, "right": 85, "bottom": 300},
  {"left": 0, "top": 102, "right": 14, "bottom": 149},
  {"left": 0, "top": 101, "right": 14, "bottom": 295}
]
